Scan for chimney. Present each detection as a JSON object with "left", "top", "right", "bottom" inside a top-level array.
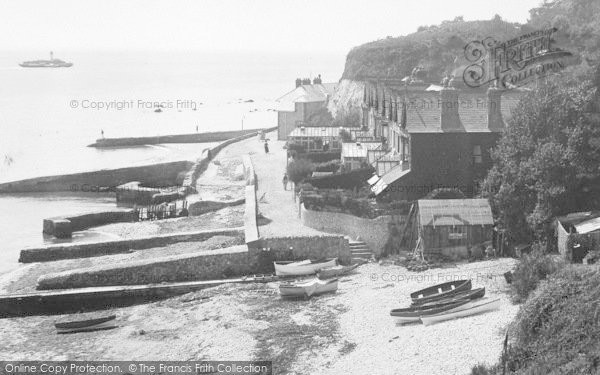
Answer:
[
  {"left": 487, "top": 86, "right": 504, "bottom": 131},
  {"left": 439, "top": 87, "right": 461, "bottom": 131}
]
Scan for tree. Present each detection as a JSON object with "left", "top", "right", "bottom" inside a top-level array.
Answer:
[{"left": 483, "top": 67, "right": 600, "bottom": 243}]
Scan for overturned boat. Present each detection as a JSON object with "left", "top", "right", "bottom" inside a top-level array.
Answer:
[
  {"left": 274, "top": 258, "right": 337, "bottom": 276},
  {"left": 410, "top": 279, "right": 472, "bottom": 305},
  {"left": 279, "top": 278, "right": 339, "bottom": 298}
]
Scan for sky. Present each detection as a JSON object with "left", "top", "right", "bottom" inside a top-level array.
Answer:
[{"left": 0, "top": 0, "right": 544, "bottom": 53}]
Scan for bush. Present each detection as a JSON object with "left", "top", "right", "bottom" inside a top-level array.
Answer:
[
  {"left": 287, "top": 159, "right": 314, "bottom": 184},
  {"left": 506, "top": 266, "right": 600, "bottom": 374},
  {"left": 295, "top": 151, "right": 341, "bottom": 163},
  {"left": 306, "top": 167, "right": 375, "bottom": 190},
  {"left": 314, "top": 160, "right": 341, "bottom": 173},
  {"left": 510, "top": 246, "right": 565, "bottom": 303},
  {"left": 424, "top": 188, "right": 466, "bottom": 199}
]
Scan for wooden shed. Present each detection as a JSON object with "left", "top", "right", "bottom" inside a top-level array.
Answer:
[{"left": 415, "top": 199, "right": 494, "bottom": 258}]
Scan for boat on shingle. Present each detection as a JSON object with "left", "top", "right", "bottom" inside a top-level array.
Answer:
[
  {"left": 410, "top": 279, "right": 472, "bottom": 305},
  {"left": 420, "top": 297, "right": 501, "bottom": 326},
  {"left": 412, "top": 287, "right": 485, "bottom": 308},
  {"left": 279, "top": 278, "right": 339, "bottom": 298},
  {"left": 274, "top": 258, "right": 337, "bottom": 276},
  {"left": 390, "top": 299, "right": 470, "bottom": 325}
]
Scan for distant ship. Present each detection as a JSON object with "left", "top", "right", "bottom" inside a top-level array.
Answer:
[{"left": 19, "top": 51, "right": 73, "bottom": 68}]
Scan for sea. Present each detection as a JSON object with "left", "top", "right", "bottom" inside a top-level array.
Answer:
[{"left": 0, "top": 49, "right": 345, "bottom": 275}]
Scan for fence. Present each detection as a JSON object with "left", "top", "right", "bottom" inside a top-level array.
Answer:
[{"left": 136, "top": 200, "right": 188, "bottom": 221}]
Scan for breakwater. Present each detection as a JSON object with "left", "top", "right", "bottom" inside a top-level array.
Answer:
[
  {"left": 0, "top": 161, "right": 192, "bottom": 194},
  {"left": 88, "top": 129, "right": 267, "bottom": 147}
]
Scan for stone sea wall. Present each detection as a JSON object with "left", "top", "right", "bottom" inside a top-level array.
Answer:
[
  {"left": 20, "top": 227, "right": 244, "bottom": 263},
  {"left": 88, "top": 129, "right": 263, "bottom": 147},
  {"left": 37, "top": 245, "right": 254, "bottom": 289},
  {"left": 0, "top": 161, "right": 192, "bottom": 194},
  {"left": 43, "top": 210, "right": 137, "bottom": 238}
]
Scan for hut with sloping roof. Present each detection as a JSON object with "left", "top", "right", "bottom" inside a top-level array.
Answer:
[{"left": 414, "top": 199, "right": 494, "bottom": 258}]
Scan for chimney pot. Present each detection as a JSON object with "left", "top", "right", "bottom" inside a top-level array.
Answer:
[
  {"left": 487, "top": 87, "right": 504, "bottom": 131},
  {"left": 440, "top": 87, "right": 461, "bottom": 131}
]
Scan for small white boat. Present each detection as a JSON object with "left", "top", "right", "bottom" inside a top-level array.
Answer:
[
  {"left": 420, "top": 297, "right": 501, "bottom": 326},
  {"left": 274, "top": 258, "right": 337, "bottom": 276},
  {"left": 317, "top": 263, "right": 360, "bottom": 279},
  {"left": 279, "top": 278, "right": 339, "bottom": 298}
]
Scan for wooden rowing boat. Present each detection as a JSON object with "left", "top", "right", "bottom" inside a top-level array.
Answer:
[
  {"left": 390, "top": 299, "right": 470, "bottom": 325},
  {"left": 317, "top": 264, "right": 360, "bottom": 279},
  {"left": 410, "top": 279, "right": 472, "bottom": 305},
  {"left": 412, "top": 287, "right": 485, "bottom": 308},
  {"left": 279, "top": 278, "right": 339, "bottom": 298},
  {"left": 274, "top": 258, "right": 337, "bottom": 276},
  {"left": 420, "top": 297, "right": 501, "bottom": 326},
  {"left": 55, "top": 315, "right": 117, "bottom": 334}
]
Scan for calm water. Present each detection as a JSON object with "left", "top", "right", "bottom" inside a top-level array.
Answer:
[{"left": 0, "top": 49, "right": 344, "bottom": 275}]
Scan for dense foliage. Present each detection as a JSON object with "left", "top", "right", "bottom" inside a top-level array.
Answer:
[
  {"left": 482, "top": 68, "right": 600, "bottom": 242},
  {"left": 472, "top": 265, "right": 600, "bottom": 375},
  {"left": 509, "top": 248, "right": 565, "bottom": 303},
  {"left": 528, "top": 0, "right": 600, "bottom": 64},
  {"left": 305, "top": 166, "right": 374, "bottom": 190},
  {"left": 286, "top": 159, "right": 314, "bottom": 184}
]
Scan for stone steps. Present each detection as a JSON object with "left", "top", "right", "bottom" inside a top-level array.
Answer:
[{"left": 348, "top": 240, "right": 373, "bottom": 260}]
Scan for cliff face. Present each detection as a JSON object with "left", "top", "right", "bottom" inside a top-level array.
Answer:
[
  {"left": 342, "top": 18, "right": 522, "bottom": 81},
  {"left": 327, "top": 79, "right": 365, "bottom": 118}
]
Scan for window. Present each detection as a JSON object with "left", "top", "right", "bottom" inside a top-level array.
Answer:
[{"left": 473, "top": 145, "right": 482, "bottom": 164}]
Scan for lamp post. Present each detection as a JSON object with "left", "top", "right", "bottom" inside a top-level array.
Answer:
[{"left": 241, "top": 113, "right": 246, "bottom": 130}]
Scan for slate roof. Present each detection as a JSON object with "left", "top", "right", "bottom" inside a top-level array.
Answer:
[
  {"left": 277, "top": 83, "right": 338, "bottom": 111},
  {"left": 418, "top": 199, "right": 494, "bottom": 227},
  {"left": 404, "top": 91, "right": 524, "bottom": 133},
  {"left": 341, "top": 142, "right": 382, "bottom": 159}
]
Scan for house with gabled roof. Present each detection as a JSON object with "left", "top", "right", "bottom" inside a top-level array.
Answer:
[
  {"left": 276, "top": 81, "right": 338, "bottom": 140},
  {"left": 363, "top": 78, "right": 524, "bottom": 201}
]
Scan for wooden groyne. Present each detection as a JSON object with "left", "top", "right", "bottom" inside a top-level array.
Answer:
[{"left": 88, "top": 129, "right": 268, "bottom": 147}]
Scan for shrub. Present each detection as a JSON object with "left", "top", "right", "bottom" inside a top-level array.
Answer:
[
  {"left": 295, "top": 151, "right": 341, "bottom": 163},
  {"left": 506, "top": 266, "right": 600, "bottom": 374},
  {"left": 339, "top": 129, "right": 352, "bottom": 142},
  {"left": 306, "top": 167, "right": 374, "bottom": 190},
  {"left": 510, "top": 246, "right": 565, "bottom": 303},
  {"left": 314, "top": 160, "right": 341, "bottom": 173},
  {"left": 424, "top": 188, "right": 466, "bottom": 199},
  {"left": 287, "top": 159, "right": 314, "bottom": 184}
]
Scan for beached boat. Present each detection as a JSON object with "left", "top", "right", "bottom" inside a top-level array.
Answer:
[
  {"left": 420, "top": 297, "right": 501, "bottom": 326},
  {"left": 412, "top": 287, "right": 485, "bottom": 308},
  {"left": 390, "top": 299, "right": 470, "bottom": 325},
  {"left": 279, "top": 278, "right": 339, "bottom": 298},
  {"left": 274, "top": 258, "right": 337, "bottom": 276},
  {"left": 410, "top": 279, "right": 472, "bottom": 305},
  {"left": 55, "top": 315, "right": 117, "bottom": 334},
  {"left": 317, "top": 263, "right": 360, "bottom": 279}
]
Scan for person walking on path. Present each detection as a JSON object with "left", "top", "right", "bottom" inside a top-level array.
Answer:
[
  {"left": 282, "top": 173, "right": 289, "bottom": 190},
  {"left": 264, "top": 141, "right": 269, "bottom": 154}
]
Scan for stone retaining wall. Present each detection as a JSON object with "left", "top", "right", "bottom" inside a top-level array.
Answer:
[
  {"left": 251, "top": 235, "right": 351, "bottom": 265},
  {"left": 37, "top": 245, "right": 254, "bottom": 290},
  {"left": 188, "top": 198, "right": 245, "bottom": 216},
  {"left": 35, "top": 233, "right": 351, "bottom": 289},
  {"left": 301, "top": 204, "right": 405, "bottom": 256},
  {"left": 20, "top": 227, "right": 244, "bottom": 263}
]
